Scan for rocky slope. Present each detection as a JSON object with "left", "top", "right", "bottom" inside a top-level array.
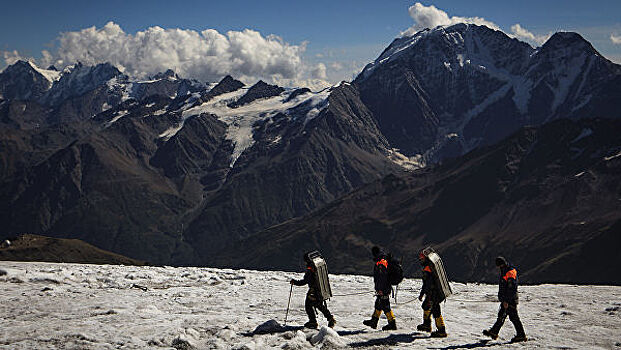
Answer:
[
  {"left": 0, "top": 234, "right": 146, "bottom": 265},
  {"left": 220, "top": 118, "right": 621, "bottom": 284}
]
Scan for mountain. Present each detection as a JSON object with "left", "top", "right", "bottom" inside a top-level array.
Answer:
[
  {"left": 0, "top": 23, "right": 619, "bottom": 277},
  {"left": 0, "top": 234, "right": 146, "bottom": 265},
  {"left": 0, "top": 63, "right": 401, "bottom": 265},
  {"left": 355, "top": 24, "right": 621, "bottom": 162},
  {"left": 219, "top": 118, "right": 621, "bottom": 284}
]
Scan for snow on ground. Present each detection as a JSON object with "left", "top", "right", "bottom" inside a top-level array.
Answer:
[{"left": 1, "top": 261, "right": 620, "bottom": 349}]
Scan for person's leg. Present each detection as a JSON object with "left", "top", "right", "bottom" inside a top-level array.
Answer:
[
  {"left": 304, "top": 296, "right": 318, "bottom": 328},
  {"left": 487, "top": 304, "right": 508, "bottom": 337},
  {"left": 430, "top": 303, "right": 447, "bottom": 337},
  {"left": 417, "top": 298, "right": 432, "bottom": 332},
  {"left": 508, "top": 304, "right": 526, "bottom": 341},
  {"left": 316, "top": 301, "right": 336, "bottom": 327},
  {"left": 363, "top": 297, "right": 382, "bottom": 329},
  {"left": 381, "top": 298, "right": 397, "bottom": 330}
]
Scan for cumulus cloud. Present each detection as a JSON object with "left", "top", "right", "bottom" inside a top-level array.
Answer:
[
  {"left": 402, "top": 2, "right": 499, "bottom": 36},
  {"left": 611, "top": 34, "right": 621, "bottom": 45},
  {"left": 35, "top": 21, "right": 328, "bottom": 87},
  {"left": 402, "top": 3, "right": 551, "bottom": 47},
  {"left": 310, "top": 63, "right": 327, "bottom": 79},
  {"left": 2, "top": 50, "right": 30, "bottom": 66},
  {"left": 330, "top": 62, "right": 343, "bottom": 70},
  {"left": 511, "top": 24, "right": 550, "bottom": 45}
]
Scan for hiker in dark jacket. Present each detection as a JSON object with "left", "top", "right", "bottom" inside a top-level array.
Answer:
[
  {"left": 483, "top": 256, "right": 527, "bottom": 342},
  {"left": 290, "top": 254, "right": 335, "bottom": 329},
  {"left": 417, "top": 251, "right": 447, "bottom": 337},
  {"left": 363, "top": 246, "right": 396, "bottom": 330}
]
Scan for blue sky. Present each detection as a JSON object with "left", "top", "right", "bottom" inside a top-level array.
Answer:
[{"left": 1, "top": 0, "right": 620, "bottom": 85}]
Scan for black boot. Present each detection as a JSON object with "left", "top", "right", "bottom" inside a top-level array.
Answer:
[
  {"left": 430, "top": 316, "right": 447, "bottom": 337},
  {"left": 417, "top": 319, "right": 431, "bottom": 332},
  {"left": 363, "top": 316, "right": 379, "bottom": 329},
  {"left": 382, "top": 320, "right": 397, "bottom": 330},
  {"left": 483, "top": 329, "right": 498, "bottom": 340},
  {"left": 304, "top": 320, "right": 318, "bottom": 329},
  {"left": 511, "top": 334, "right": 527, "bottom": 343},
  {"left": 328, "top": 316, "right": 336, "bottom": 328}
]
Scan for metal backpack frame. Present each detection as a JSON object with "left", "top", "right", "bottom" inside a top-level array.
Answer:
[
  {"left": 421, "top": 246, "right": 453, "bottom": 301},
  {"left": 305, "top": 250, "right": 333, "bottom": 301}
]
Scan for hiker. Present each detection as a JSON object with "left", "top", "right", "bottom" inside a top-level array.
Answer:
[
  {"left": 290, "top": 252, "right": 335, "bottom": 329},
  {"left": 483, "top": 256, "right": 527, "bottom": 342},
  {"left": 417, "top": 251, "right": 447, "bottom": 337},
  {"left": 363, "top": 246, "right": 396, "bottom": 330}
]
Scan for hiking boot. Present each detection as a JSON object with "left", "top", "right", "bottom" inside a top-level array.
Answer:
[
  {"left": 430, "top": 328, "right": 447, "bottom": 338},
  {"left": 363, "top": 317, "right": 379, "bottom": 329},
  {"left": 417, "top": 322, "right": 431, "bottom": 332},
  {"left": 511, "top": 334, "right": 527, "bottom": 343},
  {"left": 382, "top": 320, "right": 397, "bottom": 331},
  {"left": 304, "top": 321, "right": 318, "bottom": 329},
  {"left": 483, "top": 329, "right": 498, "bottom": 340},
  {"left": 328, "top": 317, "right": 336, "bottom": 328}
]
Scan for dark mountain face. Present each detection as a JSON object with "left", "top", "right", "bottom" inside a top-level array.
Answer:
[
  {"left": 0, "top": 61, "right": 54, "bottom": 101},
  {"left": 220, "top": 118, "right": 621, "bottom": 284},
  {"left": 0, "top": 23, "right": 619, "bottom": 282},
  {"left": 355, "top": 24, "right": 621, "bottom": 162},
  {"left": 0, "top": 69, "right": 400, "bottom": 265}
]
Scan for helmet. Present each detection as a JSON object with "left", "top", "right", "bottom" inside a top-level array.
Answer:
[{"left": 495, "top": 256, "right": 507, "bottom": 267}]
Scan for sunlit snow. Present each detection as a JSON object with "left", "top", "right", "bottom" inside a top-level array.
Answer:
[{"left": 1, "top": 261, "right": 619, "bottom": 349}]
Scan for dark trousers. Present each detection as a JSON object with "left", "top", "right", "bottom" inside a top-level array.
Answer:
[
  {"left": 491, "top": 303, "right": 525, "bottom": 336},
  {"left": 374, "top": 295, "right": 392, "bottom": 313},
  {"left": 421, "top": 297, "right": 442, "bottom": 318},
  {"left": 305, "top": 294, "right": 332, "bottom": 322}
]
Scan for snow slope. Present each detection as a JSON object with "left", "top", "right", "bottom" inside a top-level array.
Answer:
[{"left": 0, "top": 261, "right": 620, "bottom": 349}]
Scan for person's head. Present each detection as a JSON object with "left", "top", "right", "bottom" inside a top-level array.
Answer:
[
  {"left": 303, "top": 252, "right": 312, "bottom": 266},
  {"left": 371, "top": 246, "right": 380, "bottom": 258},
  {"left": 495, "top": 256, "right": 507, "bottom": 269}
]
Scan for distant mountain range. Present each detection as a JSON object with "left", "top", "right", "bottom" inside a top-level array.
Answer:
[{"left": 0, "top": 24, "right": 619, "bottom": 283}]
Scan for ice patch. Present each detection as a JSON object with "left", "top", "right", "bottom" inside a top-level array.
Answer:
[
  {"left": 105, "top": 110, "right": 129, "bottom": 127},
  {"left": 387, "top": 149, "right": 424, "bottom": 170},
  {"left": 604, "top": 151, "right": 621, "bottom": 161},
  {"left": 182, "top": 88, "right": 329, "bottom": 167},
  {"left": 28, "top": 61, "right": 61, "bottom": 84}
]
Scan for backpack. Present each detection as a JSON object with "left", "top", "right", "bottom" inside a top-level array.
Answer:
[{"left": 386, "top": 253, "right": 404, "bottom": 285}]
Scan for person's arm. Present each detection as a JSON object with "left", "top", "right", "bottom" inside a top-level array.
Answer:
[
  {"left": 290, "top": 270, "right": 311, "bottom": 286},
  {"left": 419, "top": 267, "right": 432, "bottom": 300}
]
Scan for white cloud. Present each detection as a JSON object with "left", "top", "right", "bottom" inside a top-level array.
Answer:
[
  {"left": 330, "top": 62, "right": 343, "bottom": 70},
  {"left": 402, "top": 2, "right": 499, "bottom": 36},
  {"left": 36, "top": 21, "right": 321, "bottom": 86},
  {"left": 310, "top": 63, "right": 327, "bottom": 79},
  {"left": 402, "top": 3, "right": 551, "bottom": 47},
  {"left": 511, "top": 24, "right": 550, "bottom": 45},
  {"left": 2, "top": 50, "right": 30, "bottom": 66},
  {"left": 611, "top": 34, "right": 621, "bottom": 45}
]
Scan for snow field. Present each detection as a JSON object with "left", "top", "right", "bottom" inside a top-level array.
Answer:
[{"left": 0, "top": 261, "right": 620, "bottom": 349}]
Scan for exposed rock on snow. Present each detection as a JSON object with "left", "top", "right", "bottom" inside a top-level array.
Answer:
[{"left": 253, "top": 320, "right": 285, "bottom": 334}]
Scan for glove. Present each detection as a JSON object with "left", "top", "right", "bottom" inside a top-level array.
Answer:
[{"left": 418, "top": 294, "right": 424, "bottom": 301}]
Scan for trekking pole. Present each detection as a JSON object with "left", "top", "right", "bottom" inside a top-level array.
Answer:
[{"left": 284, "top": 284, "right": 293, "bottom": 326}]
